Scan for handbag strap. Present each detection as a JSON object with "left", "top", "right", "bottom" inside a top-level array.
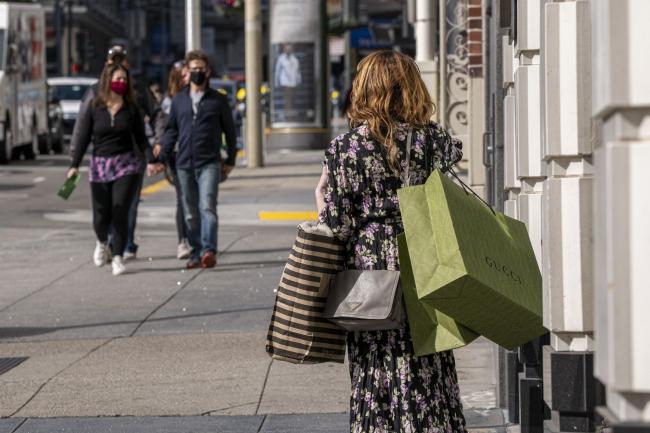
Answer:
[{"left": 403, "top": 128, "right": 413, "bottom": 187}]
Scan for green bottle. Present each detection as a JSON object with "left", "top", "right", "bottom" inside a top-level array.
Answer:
[{"left": 57, "top": 173, "right": 80, "bottom": 200}]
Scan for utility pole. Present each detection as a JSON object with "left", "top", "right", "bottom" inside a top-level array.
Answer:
[
  {"left": 185, "top": 0, "right": 201, "bottom": 51},
  {"left": 54, "top": 0, "right": 63, "bottom": 75},
  {"left": 245, "top": 0, "right": 264, "bottom": 168},
  {"left": 342, "top": 0, "right": 357, "bottom": 93},
  {"left": 67, "top": 0, "right": 73, "bottom": 74}
]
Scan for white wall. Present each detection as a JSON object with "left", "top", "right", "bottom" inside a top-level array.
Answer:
[{"left": 592, "top": 0, "right": 650, "bottom": 423}]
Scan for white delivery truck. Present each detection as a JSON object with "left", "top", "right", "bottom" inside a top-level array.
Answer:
[{"left": 0, "top": 2, "right": 48, "bottom": 164}]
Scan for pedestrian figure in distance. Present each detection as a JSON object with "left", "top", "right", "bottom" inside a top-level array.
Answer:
[
  {"left": 161, "top": 50, "right": 238, "bottom": 269},
  {"left": 67, "top": 63, "right": 157, "bottom": 276},
  {"left": 149, "top": 82, "right": 164, "bottom": 105},
  {"left": 315, "top": 50, "right": 466, "bottom": 432},
  {"left": 152, "top": 60, "right": 192, "bottom": 260},
  {"left": 70, "top": 45, "right": 156, "bottom": 262}
]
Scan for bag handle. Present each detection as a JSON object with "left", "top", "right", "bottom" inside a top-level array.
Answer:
[
  {"left": 448, "top": 168, "right": 496, "bottom": 215},
  {"left": 403, "top": 128, "right": 413, "bottom": 187}
]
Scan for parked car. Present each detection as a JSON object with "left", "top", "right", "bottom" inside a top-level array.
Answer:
[
  {"left": 46, "top": 76, "right": 97, "bottom": 142},
  {"left": 45, "top": 87, "right": 64, "bottom": 154},
  {"left": 209, "top": 78, "right": 243, "bottom": 149}
]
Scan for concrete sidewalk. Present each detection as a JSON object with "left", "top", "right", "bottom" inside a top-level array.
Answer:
[
  {"left": 0, "top": 410, "right": 510, "bottom": 433},
  {"left": 0, "top": 150, "right": 506, "bottom": 432}
]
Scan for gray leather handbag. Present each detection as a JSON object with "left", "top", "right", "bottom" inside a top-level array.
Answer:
[
  {"left": 323, "top": 270, "right": 405, "bottom": 331},
  {"left": 322, "top": 129, "right": 414, "bottom": 332}
]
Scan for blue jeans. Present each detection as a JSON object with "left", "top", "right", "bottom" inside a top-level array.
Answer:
[
  {"left": 125, "top": 162, "right": 145, "bottom": 253},
  {"left": 174, "top": 174, "right": 187, "bottom": 243},
  {"left": 177, "top": 162, "right": 221, "bottom": 259}
]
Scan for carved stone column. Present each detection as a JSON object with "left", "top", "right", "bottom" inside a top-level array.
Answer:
[
  {"left": 513, "top": 2, "right": 547, "bottom": 432},
  {"left": 541, "top": 1, "right": 601, "bottom": 432}
]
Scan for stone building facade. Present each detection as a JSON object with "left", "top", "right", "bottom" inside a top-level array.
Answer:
[{"left": 414, "top": 0, "right": 650, "bottom": 431}]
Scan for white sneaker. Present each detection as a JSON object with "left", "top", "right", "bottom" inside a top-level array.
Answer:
[
  {"left": 93, "top": 241, "right": 109, "bottom": 267},
  {"left": 177, "top": 240, "right": 191, "bottom": 260},
  {"left": 123, "top": 250, "right": 136, "bottom": 261},
  {"left": 112, "top": 255, "right": 126, "bottom": 276}
]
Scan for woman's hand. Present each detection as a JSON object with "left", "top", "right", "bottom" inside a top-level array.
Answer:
[
  {"left": 221, "top": 164, "right": 234, "bottom": 182},
  {"left": 147, "top": 163, "right": 164, "bottom": 177},
  {"left": 152, "top": 144, "right": 162, "bottom": 158},
  {"left": 67, "top": 167, "right": 79, "bottom": 179},
  {"left": 315, "top": 164, "right": 328, "bottom": 214}
]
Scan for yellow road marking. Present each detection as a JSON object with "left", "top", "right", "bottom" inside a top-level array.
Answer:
[
  {"left": 259, "top": 211, "right": 318, "bottom": 221},
  {"left": 141, "top": 179, "right": 171, "bottom": 196}
]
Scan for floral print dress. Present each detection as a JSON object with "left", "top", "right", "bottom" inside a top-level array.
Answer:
[{"left": 319, "top": 122, "right": 466, "bottom": 433}]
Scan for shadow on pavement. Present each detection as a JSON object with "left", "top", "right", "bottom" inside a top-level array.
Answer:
[
  {"left": 206, "top": 259, "right": 287, "bottom": 271},
  {"left": 231, "top": 172, "right": 320, "bottom": 182},
  {"left": 227, "top": 247, "right": 289, "bottom": 255},
  {"left": 0, "top": 184, "right": 35, "bottom": 191},
  {"left": 127, "top": 266, "right": 193, "bottom": 273},
  {"left": 130, "top": 258, "right": 287, "bottom": 273},
  {"left": 0, "top": 306, "right": 272, "bottom": 339}
]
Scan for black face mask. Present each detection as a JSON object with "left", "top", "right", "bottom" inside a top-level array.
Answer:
[{"left": 190, "top": 71, "right": 207, "bottom": 86}]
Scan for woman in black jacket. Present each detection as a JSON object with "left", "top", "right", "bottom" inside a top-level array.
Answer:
[{"left": 67, "top": 63, "right": 150, "bottom": 276}]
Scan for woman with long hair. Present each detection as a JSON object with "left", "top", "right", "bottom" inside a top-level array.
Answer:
[
  {"left": 316, "top": 50, "right": 466, "bottom": 432},
  {"left": 152, "top": 60, "right": 191, "bottom": 259},
  {"left": 68, "top": 63, "right": 149, "bottom": 276}
]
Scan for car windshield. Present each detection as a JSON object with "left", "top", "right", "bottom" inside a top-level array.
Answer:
[{"left": 51, "top": 84, "right": 91, "bottom": 101}]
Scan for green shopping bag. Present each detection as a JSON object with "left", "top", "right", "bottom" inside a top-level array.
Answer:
[
  {"left": 397, "top": 170, "right": 546, "bottom": 350},
  {"left": 397, "top": 233, "right": 479, "bottom": 356},
  {"left": 57, "top": 173, "right": 80, "bottom": 200}
]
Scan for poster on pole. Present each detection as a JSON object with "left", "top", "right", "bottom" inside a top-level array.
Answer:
[
  {"left": 271, "top": 42, "right": 315, "bottom": 123},
  {"left": 269, "top": 0, "right": 322, "bottom": 128}
]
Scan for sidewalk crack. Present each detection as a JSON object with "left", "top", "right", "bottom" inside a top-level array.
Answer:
[
  {"left": 8, "top": 337, "right": 116, "bottom": 418},
  {"left": 199, "top": 401, "right": 257, "bottom": 416},
  {"left": 255, "top": 358, "right": 273, "bottom": 415},
  {"left": 0, "top": 259, "right": 91, "bottom": 314},
  {"left": 256, "top": 414, "right": 268, "bottom": 433},
  {"left": 10, "top": 418, "right": 27, "bottom": 433}
]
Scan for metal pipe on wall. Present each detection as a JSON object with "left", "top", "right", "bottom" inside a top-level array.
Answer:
[
  {"left": 438, "top": 0, "right": 447, "bottom": 128},
  {"left": 412, "top": 0, "right": 439, "bottom": 121}
]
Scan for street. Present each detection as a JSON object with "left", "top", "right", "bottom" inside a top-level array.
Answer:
[{"left": 0, "top": 150, "right": 505, "bottom": 432}]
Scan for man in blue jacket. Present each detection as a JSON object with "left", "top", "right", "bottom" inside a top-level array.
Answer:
[{"left": 162, "top": 50, "right": 237, "bottom": 269}]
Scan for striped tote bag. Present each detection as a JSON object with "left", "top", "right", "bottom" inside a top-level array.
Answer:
[{"left": 266, "top": 222, "right": 347, "bottom": 363}]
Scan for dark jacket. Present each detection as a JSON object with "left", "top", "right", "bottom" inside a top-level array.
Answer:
[
  {"left": 161, "top": 87, "right": 237, "bottom": 169},
  {"left": 70, "top": 101, "right": 147, "bottom": 168},
  {"left": 70, "top": 79, "right": 155, "bottom": 163}
]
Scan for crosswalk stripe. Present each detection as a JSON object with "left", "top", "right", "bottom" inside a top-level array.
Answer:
[
  {"left": 141, "top": 179, "right": 170, "bottom": 196},
  {"left": 258, "top": 211, "right": 318, "bottom": 221}
]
